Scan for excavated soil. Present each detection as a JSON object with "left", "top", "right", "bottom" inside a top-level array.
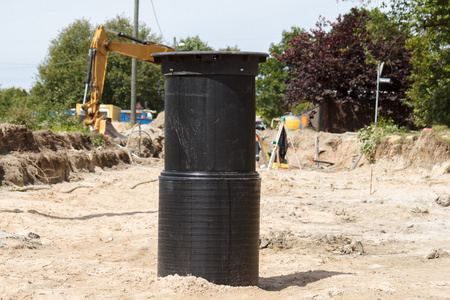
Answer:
[
  {"left": 0, "top": 122, "right": 449, "bottom": 299},
  {"left": 259, "top": 127, "right": 450, "bottom": 175},
  {"left": 374, "top": 133, "right": 450, "bottom": 173},
  {"left": 0, "top": 124, "right": 131, "bottom": 186}
]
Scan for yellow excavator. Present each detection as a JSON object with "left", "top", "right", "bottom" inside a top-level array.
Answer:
[{"left": 81, "top": 25, "right": 175, "bottom": 134}]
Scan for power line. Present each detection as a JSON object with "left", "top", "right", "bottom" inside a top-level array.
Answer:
[{"left": 150, "top": 0, "right": 168, "bottom": 45}]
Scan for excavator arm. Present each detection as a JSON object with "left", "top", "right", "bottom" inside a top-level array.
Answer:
[{"left": 81, "top": 25, "right": 174, "bottom": 132}]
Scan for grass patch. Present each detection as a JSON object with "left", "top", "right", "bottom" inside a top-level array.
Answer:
[{"left": 90, "top": 133, "right": 107, "bottom": 148}]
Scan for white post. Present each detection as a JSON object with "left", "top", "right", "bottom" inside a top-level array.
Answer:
[{"left": 375, "top": 62, "right": 384, "bottom": 124}]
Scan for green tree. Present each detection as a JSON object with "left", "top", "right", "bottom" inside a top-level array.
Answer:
[
  {"left": 101, "top": 16, "right": 166, "bottom": 111},
  {"left": 278, "top": 9, "right": 413, "bottom": 127},
  {"left": 0, "top": 87, "right": 29, "bottom": 116},
  {"left": 31, "top": 19, "right": 93, "bottom": 111},
  {"left": 0, "top": 86, "right": 36, "bottom": 129},
  {"left": 31, "top": 16, "right": 166, "bottom": 112},
  {"left": 387, "top": 0, "right": 450, "bottom": 126},
  {"left": 0, "top": 86, "right": 86, "bottom": 132},
  {"left": 178, "top": 36, "right": 214, "bottom": 51},
  {"left": 218, "top": 45, "right": 240, "bottom": 51},
  {"left": 255, "top": 27, "right": 303, "bottom": 121}
]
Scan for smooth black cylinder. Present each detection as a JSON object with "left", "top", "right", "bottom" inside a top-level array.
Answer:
[{"left": 153, "top": 51, "right": 267, "bottom": 286}]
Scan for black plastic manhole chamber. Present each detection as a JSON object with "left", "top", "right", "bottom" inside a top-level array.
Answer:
[{"left": 152, "top": 51, "right": 268, "bottom": 286}]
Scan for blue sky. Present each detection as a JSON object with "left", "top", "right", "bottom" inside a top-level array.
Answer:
[{"left": 0, "top": 0, "right": 365, "bottom": 90}]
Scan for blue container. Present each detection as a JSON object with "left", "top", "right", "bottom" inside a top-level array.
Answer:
[
  {"left": 120, "top": 113, "right": 130, "bottom": 122},
  {"left": 137, "top": 118, "right": 153, "bottom": 125}
]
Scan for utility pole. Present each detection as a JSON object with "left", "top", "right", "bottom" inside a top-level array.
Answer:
[{"left": 131, "top": 0, "right": 139, "bottom": 124}]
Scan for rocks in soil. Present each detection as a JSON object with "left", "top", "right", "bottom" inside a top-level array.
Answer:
[
  {"left": 27, "top": 232, "right": 40, "bottom": 239},
  {"left": 314, "top": 234, "right": 364, "bottom": 255},
  {"left": 314, "top": 234, "right": 351, "bottom": 246},
  {"left": 424, "top": 248, "right": 450, "bottom": 259},
  {"left": 341, "top": 240, "right": 364, "bottom": 255},
  {"left": 0, "top": 229, "right": 42, "bottom": 249},
  {"left": 425, "top": 249, "right": 440, "bottom": 259},
  {"left": 259, "top": 231, "right": 294, "bottom": 250},
  {"left": 411, "top": 207, "right": 429, "bottom": 214},
  {"left": 435, "top": 195, "right": 450, "bottom": 207}
]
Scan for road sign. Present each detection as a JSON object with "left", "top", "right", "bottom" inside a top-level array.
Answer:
[{"left": 379, "top": 78, "right": 391, "bottom": 84}]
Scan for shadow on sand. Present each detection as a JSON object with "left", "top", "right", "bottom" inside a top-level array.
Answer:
[{"left": 259, "top": 270, "right": 353, "bottom": 291}]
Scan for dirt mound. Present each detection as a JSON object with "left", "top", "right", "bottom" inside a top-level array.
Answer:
[
  {"left": 126, "top": 136, "right": 164, "bottom": 158},
  {"left": 374, "top": 132, "right": 450, "bottom": 174},
  {"left": 0, "top": 124, "right": 40, "bottom": 154},
  {"left": 0, "top": 124, "right": 92, "bottom": 154},
  {"left": 34, "top": 130, "right": 92, "bottom": 151},
  {"left": 111, "top": 121, "right": 131, "bottom": 133},
  {"left": 258, "top": 127, "right": 450, "bottom": 174},
  {"left": 258, "top": 128, "right": 364, "bottom": 170},
  {"left": 2, "top": 121, "right": 448, "bottom": 187},
  {"left": 0, "top": 124, "right": 131, "bottom": 186},
  {"left": 151, "top": 111, "right": 165, "bottom": 129},
  {"left": 121, "top": 124, "right": 165, "bottom": 159}
]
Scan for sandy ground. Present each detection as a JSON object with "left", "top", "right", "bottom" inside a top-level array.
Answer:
[{"left": 1, "top": 160, "right": 449, "bottom": 299}]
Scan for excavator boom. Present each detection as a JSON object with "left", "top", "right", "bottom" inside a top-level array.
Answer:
[{"left": 81, "top": 25, "right": 174, "bottom": 133}]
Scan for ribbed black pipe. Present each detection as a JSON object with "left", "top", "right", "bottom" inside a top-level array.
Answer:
[{"left": 152, "top": 51, "right": 267, "bottom": 286}]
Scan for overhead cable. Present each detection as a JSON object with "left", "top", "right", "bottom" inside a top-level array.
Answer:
[{"left": 150, "top": 0, "right": 167, "bottom": 45}]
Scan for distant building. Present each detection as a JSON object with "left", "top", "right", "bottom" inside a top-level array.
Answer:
[{"left": 300, "top": 100, "right": 374, "bottom": 133}]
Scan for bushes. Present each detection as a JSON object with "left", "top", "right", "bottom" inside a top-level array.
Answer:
[
  {"left": 357, "top": 118, "right": 408, "bottom": 162},
  {"left": 0, "top": 105, "right": 87, "bottom": 133}
]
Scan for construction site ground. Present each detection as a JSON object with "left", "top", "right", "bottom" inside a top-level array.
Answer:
[{"left": 0, "top": 121, "right": 449, "bottom": 299}]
